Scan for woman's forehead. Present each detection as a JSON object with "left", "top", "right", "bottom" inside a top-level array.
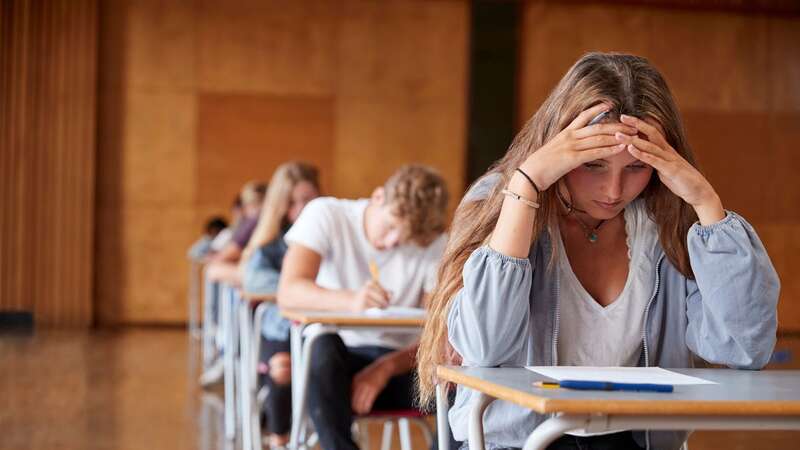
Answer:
[{"left": 596, "top": 150, "right": 643, "bottom": 166}]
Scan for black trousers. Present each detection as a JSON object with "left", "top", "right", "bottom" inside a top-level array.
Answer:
[
  {"left": 545, "top": 432, "right": 644, "bottom": 450},
  {"left": 307, "top": 334, "right": 416, "bottom": 450},
  {"left": 259, "top": 337, "right": 292, "bottom": 435}
]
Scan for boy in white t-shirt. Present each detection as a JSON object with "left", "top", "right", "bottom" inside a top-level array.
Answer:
[{"left": 278, "top": 165, "right": 449, "bottom": 450}]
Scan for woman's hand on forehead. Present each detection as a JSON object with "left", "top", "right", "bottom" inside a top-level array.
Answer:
[{"left": 516, "top": 103, "right": 640, "bottom": 191}]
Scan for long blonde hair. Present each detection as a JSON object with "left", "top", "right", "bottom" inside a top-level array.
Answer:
[
  {"left": 416, "top": 52, "right": 699, "bottom": 406},
  {"left": 241, "top": 162, "right": 319, "bottom": 263}
]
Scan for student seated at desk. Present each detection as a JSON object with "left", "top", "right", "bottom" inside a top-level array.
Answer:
[
  {"left": 201, "top": 181, "right": 267, "bottom": 386},
  {"left": 278, "top": 164, "right": 449, "bottom": 450},
  {"left": 240, "top": 161, "right": 320, "bottom": 448},
  {"left": 208, "top": 196, "right": 244, "bottom": 255},
  {"left": 187, "top": 216, "right": 228, "bottom": 261},
  {"left": 416, "top": 52, "right": 780, "bottom": 450},
  {"left": 206, "top": 180, "right": 267, "bottom": 284}
]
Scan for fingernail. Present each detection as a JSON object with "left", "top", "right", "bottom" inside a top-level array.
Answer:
[
  {"left": 628, "top": 144, "right": 636, "bottom": 151},
  {"left": 621, "top": 114, "right": 633, "bottom": 122},
  {"left": 615, "top": 132, "right": 626, "bottom": 140},
  {"left": 617, "top": 143, "right": 626, "bottom": 149}
]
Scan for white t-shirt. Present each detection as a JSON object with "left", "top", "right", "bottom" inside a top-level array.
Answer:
[
  {"left": 556, "top": 199, "right": 659, "bottom": 368},
  {"left": 210, "top": 227, "right": 234, "bottom": 251},
  {"left": 555, "top": 199, "right": 659, "bottom": 437},
  {"left": 284, "top": 197, "right": 447, "bottom": 349}
]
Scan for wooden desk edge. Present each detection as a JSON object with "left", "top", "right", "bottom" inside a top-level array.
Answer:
[
  {"left": 241, "top": 292, "right": 277, "bottom": 303},
  {"left": 436, "top": 366, "right": 800, "bottom": 416},
  {"left": 280, "top": 309, "right": 425, "bottom": 327}
]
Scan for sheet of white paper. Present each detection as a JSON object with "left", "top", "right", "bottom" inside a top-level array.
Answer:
[
  {"left": 364, "top": 306, "right": 426, "bottom": 318},
  {"left": 526, "top": 366, "right": 717, "bottom": 385}
]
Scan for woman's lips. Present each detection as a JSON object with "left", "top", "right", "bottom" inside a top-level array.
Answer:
[{"left": 594, "top": 200, "right": 621, "bottom": 209}]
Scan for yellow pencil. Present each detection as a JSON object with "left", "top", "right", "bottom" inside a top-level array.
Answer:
[{"left": 369, "top": 261, "right": 380, "bottom": 281}]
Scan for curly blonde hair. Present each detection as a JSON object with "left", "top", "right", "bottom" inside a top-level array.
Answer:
[{"left": 383, "top": 165, "right": 449, "bottom": 246}]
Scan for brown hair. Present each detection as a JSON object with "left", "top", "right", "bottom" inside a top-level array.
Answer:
[
  {"left": 384, "top": 164, "right": 450, "bottom": 246},
  {"left": 241, "top": 162, "right": 319, "bottom": 262},
  {"left": 416, "top": 52, "right": 699, "bottom": 406}
]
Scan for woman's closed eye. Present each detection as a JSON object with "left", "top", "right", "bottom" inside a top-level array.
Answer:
[
  {"left": 583, "top": 162, "right": 648, "bottom": 171},
  {"left": 626, "top": 164, "right": 648, "bottom": 171}
]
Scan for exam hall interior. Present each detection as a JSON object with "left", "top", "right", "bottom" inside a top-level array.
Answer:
[{"left": 1, "top": 1, "right": 800, "bottom": 449}]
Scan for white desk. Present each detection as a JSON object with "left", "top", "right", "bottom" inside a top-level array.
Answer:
[
  {"left": 237, "top": 293, "right": 277, "bottom": 450},
  {"left": 437, "top": 366, "right": 800, "bottom": 450},
  {"left": 281, "top": 309, "right": 425, "bottom": 450}
]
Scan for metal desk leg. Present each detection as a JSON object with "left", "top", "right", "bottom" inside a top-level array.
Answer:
[
  {"left": 521, "top": 414, "right": 589, "bottom": 450},
  {"left": 522, "top": 414, "right": 800, "bottom": 450},
  {"left": 202, "top": 275, "right": 217, "bottom": 368},
  {"left": 288, "top": 323, "right": 306, "bottom": 449},
  {"left": 250, "top": 303, "right": 270, "bottom": 450},
  {"left": 289, "top": 324, "right": 337, "bottom": 450},
  {"left": 239, "top": 299, "right": 254, "bottom": 450},
  {"left": 222, "top": 285, "right": 237, "bottom": 440},
  {"left": 189, "top": 260, "right": 201, "bottom": 339},
  {"left": 436, "top": 383, "right": 450, "bottom": 450},
  {"left": 468, "top": 392, "right": 495, "bottom": 450}
]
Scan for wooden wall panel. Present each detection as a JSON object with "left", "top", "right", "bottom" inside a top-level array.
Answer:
[
  {"left": 96, "top": 0, "right": 199, "bottom": 325},
  {"left": 334, "top": 0, "right": 469, "bottom": 203},
  {"left": 95, "top": 0, "right": 470, "bottom": 324},
  {"left": 196, "top": 0, "right": 336, "bottom": 95},
  {"left": 769, "top": 18, "right": 800, "bottom": 112},
  {"left": 196, "top": 94, "right": 335, "bottom": 216},
  {"left": 0, "top": 0, "right": 97, "bottom": 326},
  {"left": 518, "top": 2, "right": 800, "bottom": 330}
]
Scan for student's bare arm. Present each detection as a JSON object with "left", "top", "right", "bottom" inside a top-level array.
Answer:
[
  {"left": 207, "top": 243, "right": 242, "bottom": 263},
  {"left": 376, "top": 341, "right": 418, "bottom": 376},
  {"left": 277, "top": 244, "right": 355, "bottom": 311},
  {"left": 351, "top": 341, "right": 419, "bottom": 414}
]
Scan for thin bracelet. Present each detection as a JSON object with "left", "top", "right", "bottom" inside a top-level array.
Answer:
[
  {"left": 515, "top": 168, "right": 540, "bottom": 195},
  {"left": 501, "top": 189, "right": 540, "bottom": 209}
]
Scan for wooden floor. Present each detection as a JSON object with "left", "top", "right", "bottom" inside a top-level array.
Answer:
[{"left": 1, "top": 328, "right": 798, "bottom": 450}]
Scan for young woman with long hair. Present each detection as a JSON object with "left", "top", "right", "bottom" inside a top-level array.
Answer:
[
  {"left": 241, "top": 161, "right": 320, "bottom": 448},
  {"left": 416, "top": 52, "right": 779, "bottom": 450}
]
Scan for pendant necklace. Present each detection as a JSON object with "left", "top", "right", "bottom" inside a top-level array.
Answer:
[{"left": 556, "top": 188, "right": 607, "bottom": 244}]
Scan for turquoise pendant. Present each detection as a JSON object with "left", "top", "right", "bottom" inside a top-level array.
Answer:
[{"left": 588, "top": 232, "right": 598, "bottom": 243}]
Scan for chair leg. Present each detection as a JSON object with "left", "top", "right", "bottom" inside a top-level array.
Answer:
[
  {"left": 354, "top": 421, "right": 370, "bottom": 450},
  {"left": 398, "top": 418, "right": 412, "bottom": 450},
  {"left": 411, "top": 417, "right": 434, "bottom": 447},
  {"left": 381, "top": 420, "right": 395, "bottom": 450}
]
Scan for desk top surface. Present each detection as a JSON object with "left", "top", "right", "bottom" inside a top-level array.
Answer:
[
  {"left": 280, "top": 309, "right": 425, "bottom": 327},
  {"left": 240, "top": 292, "right": 276, "bottom": 303},
  {"left": 437, "top": 366, "right": 800, "bottom": 416}
]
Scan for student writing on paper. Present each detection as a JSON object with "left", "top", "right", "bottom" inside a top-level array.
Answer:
[
  {"left": 416, "top": 52, "right": 780, "bottom": 450},
  {"left": 240, "top": 161, "right": 320, "bottom": 449},
  {"left": 278, "top": 165, "right": 449, "bottom": 450}
]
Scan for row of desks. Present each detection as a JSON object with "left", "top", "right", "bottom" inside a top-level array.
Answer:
[
  {"left": 235, "top": 293, "right": 428, "bottom": 450},
  {"left": 229, "top": 292, "right": 800, "bottom": 450}
]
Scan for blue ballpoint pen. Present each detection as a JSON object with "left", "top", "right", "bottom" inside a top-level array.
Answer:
[{"left": 535, "top": 379, "right": 674, "bottom": 393}]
